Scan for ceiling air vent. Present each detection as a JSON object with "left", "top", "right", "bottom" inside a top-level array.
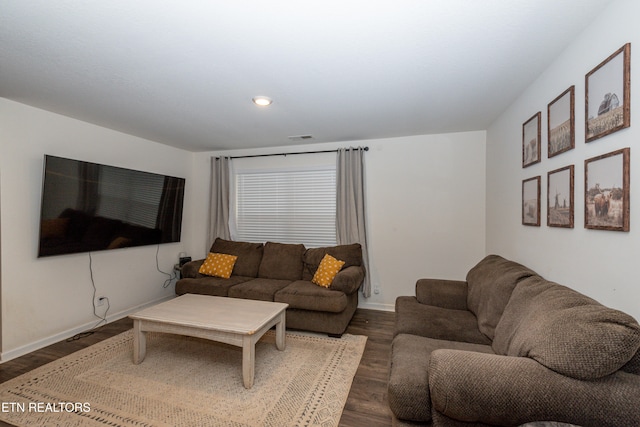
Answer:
[{"left": 288, "top": 135, "right": 314, "bottom": 142}]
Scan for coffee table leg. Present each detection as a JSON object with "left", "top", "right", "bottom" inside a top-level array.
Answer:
[
  {"left": 242, "top": 336, "right": 255, "bottom": 389},
  {"left": 133, "top": 319, "right": 147, "bottom": 364},
  {"left": 276, "top": 311, "right": 286, "bottom": 351}
]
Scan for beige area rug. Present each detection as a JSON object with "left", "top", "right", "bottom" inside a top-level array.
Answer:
[{"left": 0, "top": 330, "right": 366, "bottom": 427}]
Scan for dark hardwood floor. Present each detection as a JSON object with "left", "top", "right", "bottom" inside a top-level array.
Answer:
[
  {"left": 340, "top": 308, "right": 396, "bottom": 426},
  {"left": 0, "top": 308, "right": 396, "bottom": 426}
]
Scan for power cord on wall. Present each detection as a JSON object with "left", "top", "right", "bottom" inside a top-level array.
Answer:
[
  {"left": 66, "top": 252, "right": 110, "bottom": 341},
  {"left": 67, "top": 247, "right": 175, "bottom": 342},
  {"left": 156, "top": 245, "right": 178, "bottom": 288}
]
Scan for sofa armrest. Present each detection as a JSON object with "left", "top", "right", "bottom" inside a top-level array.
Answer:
[
  {"left": 180, "top": 259, "right": 204, "bottom": 279},
  {"left": 415, "top": 279, "right": 468, "bottom": 310},
  {"left": 330, "top": 266, "right": 365, "bottom": 294},
  {"left": 429, "top": 349, "right": 640, "bottom": 426}
]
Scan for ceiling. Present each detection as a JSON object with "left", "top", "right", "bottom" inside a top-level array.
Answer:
[{"left": 1, "top": 1, "right": 614, "bottom": 152}]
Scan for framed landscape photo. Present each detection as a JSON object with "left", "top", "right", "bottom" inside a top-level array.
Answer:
[
  {"left": 584, "top": 148, "right": 630, "bottom": 231},
  {"left": 522, "top": 176, "right": 541, "bottom": 226},
  {"left": 548, "top": 86, "right": 575, "bottom": 157},
  {"left": 547, "top": 165, "right": 574, "bottom": 228},
  {"left": 523, "top": 112, "right": 541, "bottom": 167},
  {"left": 585, "top": 43, "right": 631, "bottom": 142}
]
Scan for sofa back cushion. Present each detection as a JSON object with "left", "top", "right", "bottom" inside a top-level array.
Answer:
[
  {"left": 622, "top": 349, "right": 640, "bottom": 375},
  {"left": 493, "top": 278, "right": 640, "bottom": 380},
  {"left": 209, "top": 238, "right": 263, "bottom": 277},
  {"left": 492, "top": 275, "right": 551, "bottom": 354},
  {"left": 258, "top": 241, "right": 306, "bottom": 281},
  {"left": 466, "top": 255, "right": 539, "bottom": 340},
  {"left": 302, "top": 243, "right": 363, "bottom": 280}
]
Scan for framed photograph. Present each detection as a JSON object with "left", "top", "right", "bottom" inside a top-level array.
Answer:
[
  {"left": 523, "top": 112, "right": 541, "bottom": 167},
  {"left": 522, "top": 176, "right": 541, "bottom": 226},
  {"left": 547, "top": 165, "right": 574, "bottom": 228},
  {"left": 585, "top": 43, "right": 631, "bottom": 142},
  {"left": 584, "top": 148, "right": 630, "bottom": 231},
  {"left": 548, "top": 86, "right": 575, "bottom": 157}
]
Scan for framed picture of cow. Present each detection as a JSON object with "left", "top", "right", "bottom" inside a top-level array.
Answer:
[
  {"left": 547, "top": 165, "right": 574, "bottom": 228},
  {"left": 584, "top": 148, "right": 630, "bottom": 231},
  {"left": 548, "top": 86, "right": 575, "bottom": 158},
  {"left": 585, "top": 43, "right": 631, "bottom": 143},
  {"left": 522, "top": 176, "right": 541, "bottom": 226},
  {"left": 523, "top": 112, "right": 541, "bottom": 168}
]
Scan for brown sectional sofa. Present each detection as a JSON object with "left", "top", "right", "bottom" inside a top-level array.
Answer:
[
  {"left": 389, "top": 255, "right": 640, "bottom": 427},
  {"left": 176, "top": 238, "right": 365, "bottom": 336}
]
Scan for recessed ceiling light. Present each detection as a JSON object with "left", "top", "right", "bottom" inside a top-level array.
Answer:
[{"left": 252, "top": 96, "right": 273, "bottom": 107}]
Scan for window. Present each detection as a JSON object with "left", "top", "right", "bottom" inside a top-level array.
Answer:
[{"left": 232, "top": 167, "right": 337, "bottom": 248}]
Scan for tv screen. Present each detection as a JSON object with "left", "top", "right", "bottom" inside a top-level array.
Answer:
[{"left": 38, "top": 155, "right": 185, "bottom": 257}]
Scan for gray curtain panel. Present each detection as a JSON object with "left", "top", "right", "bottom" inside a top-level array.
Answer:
[
  {"left": 209, "top": 156, "right": 231, "bottom": 246},
  {"left": 336, "top": 147, "right": 371, "bottom": 297}
]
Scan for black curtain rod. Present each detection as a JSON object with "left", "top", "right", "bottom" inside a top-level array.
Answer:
[{"left": 215, "top": 146, "right": 368, "bottom": 160}]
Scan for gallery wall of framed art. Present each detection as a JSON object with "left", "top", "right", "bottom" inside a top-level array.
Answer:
[
  {"left": 520, "top": 42, "right": 631, "bottom": 233},
  {"left": 485, "top": 1, "right": 640, "bottom": 324}
]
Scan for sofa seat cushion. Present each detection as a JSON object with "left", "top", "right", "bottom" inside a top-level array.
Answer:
[
  {"left": 258, "top": 242, "right": 306, "bottom": 281},
  {"left": 227, "top": 278, "right": 292, "bottom": 302},
  {"left": 175, "top": 276, "right": 253, "bottom": 297},
  {"left": 494, "top": 277, "right": 640, "bottom": 380},
  {"left": 302, "top": 243, "right": 362, "bottom": 280},
  {"left": 210, "top": 238, "right": 263, "bottom": 277},
  {"left": 466, "top": 254, "right": 539, "bottom": 340},
  {"left": 274, "top": 280, "right": 347, "bottom": 313},
  {"left": 394, "top": 296, "right": 491, "bottom": 345},
  {"left": 388, "top": 334, "right": 493, "bottom": 423}
]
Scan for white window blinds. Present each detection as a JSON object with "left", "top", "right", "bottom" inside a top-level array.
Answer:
[{"left": 233, "top": 168, "right": 337, "bottom": 248}]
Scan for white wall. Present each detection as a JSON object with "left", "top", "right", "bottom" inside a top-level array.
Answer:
[
  {"left": 0, "top": 98, "right": 195, "bottom": 360},
  {"left": 486, "top": 0, "right": 640, "bottom": 321},
  {"left": 190, "top": 131, "right": 487, "bottom": 311},
  {"left": 5, "top": 1, "right": 636, "bottom": 361}
]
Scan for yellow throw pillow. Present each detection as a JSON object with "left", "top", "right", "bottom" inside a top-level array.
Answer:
[
  {"left": 312, "top": 254, "right": 346, "bottom": 288},
  {"left": 198, "top": 252, "right": 238, "bottom": 279}
]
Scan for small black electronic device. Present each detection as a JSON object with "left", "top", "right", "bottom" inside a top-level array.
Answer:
[{"left": 179, "top": 256, "right": 192, "bottom": 267}]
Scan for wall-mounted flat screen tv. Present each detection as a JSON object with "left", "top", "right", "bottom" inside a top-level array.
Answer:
[{"left": 38, "top": 155, "right": 185, "bottom": 257}]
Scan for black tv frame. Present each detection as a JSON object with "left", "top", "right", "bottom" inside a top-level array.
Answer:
[{"left": 37, "top": 155, "right": 186, "bottom": 257}]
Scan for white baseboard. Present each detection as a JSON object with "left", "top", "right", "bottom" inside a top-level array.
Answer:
[
  {"left": 357, "top": 301, "right": 395, "bottom": 312},
  {"left": 2, "top": 295, "right": 390, "bottom": 363},
  {"left": 1, "top": 295, "right": 174, "bottom": 363}
]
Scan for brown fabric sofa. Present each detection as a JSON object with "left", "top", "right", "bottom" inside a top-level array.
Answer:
[
  {"left": 388, "top": 255, "right": 640, "bottom": 427},
  {"left": 175, "top": 238, "right": 365, "bottom": 336}
]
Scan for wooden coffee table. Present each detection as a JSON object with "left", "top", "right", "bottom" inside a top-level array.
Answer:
[{"left": 129, "top": 294, "right": 288, "bottom": 389}]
